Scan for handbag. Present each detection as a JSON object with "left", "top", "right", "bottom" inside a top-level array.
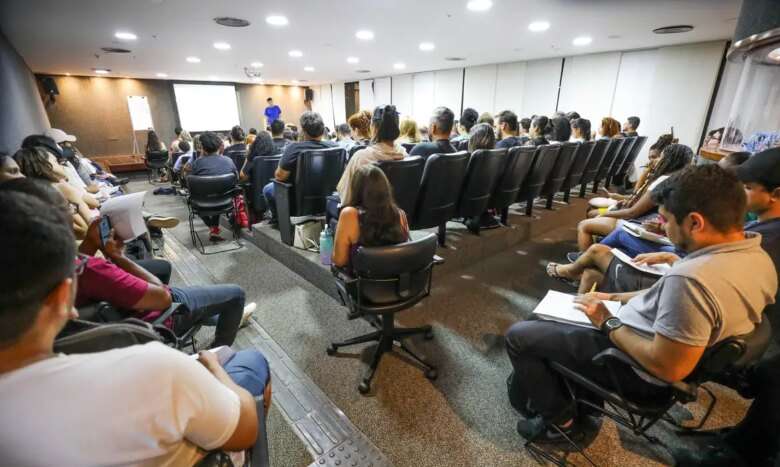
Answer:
[{"left": 293, "top": 220, "right": 322, "bottom": 252}]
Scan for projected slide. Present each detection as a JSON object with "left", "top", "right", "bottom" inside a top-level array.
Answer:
[{"left": 173, "top": 84, "right": 241, "bottom": 132}]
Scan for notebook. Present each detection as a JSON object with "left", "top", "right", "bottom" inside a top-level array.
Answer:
[
  {"left": 619, "top": 220, "right": 674, "bottom": 246},
  {"left": 611, "top": 248, "right": 671, "bottom": 276},
  {"left": 533, "top": 290, "right": 622, "bottom": 329}
]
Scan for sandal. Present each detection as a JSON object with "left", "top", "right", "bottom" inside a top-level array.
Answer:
[{"left": 546, "top": 262, "right": 579, "bottom": 288}]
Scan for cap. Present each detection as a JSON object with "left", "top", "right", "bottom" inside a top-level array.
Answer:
[
  {"left": 736, "top": 147, "right": 780, "bottom": 186},
  {"left": 44, "top": 128, "right": 76, "bottom": 143}
]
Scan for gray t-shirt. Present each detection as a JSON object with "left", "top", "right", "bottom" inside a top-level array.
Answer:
[{"left": 617, "top": 232, "right": 777, "bottom": 347}]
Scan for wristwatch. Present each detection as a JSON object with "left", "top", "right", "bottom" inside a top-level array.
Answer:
[{"left": 601, "top": 317, "right": 623, "bottom": 336}]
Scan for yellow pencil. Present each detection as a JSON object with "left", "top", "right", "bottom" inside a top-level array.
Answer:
[{"left": 590, "top": 283, "right": 597, "bottom": 293}]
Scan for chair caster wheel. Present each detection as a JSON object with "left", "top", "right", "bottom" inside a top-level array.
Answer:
[
  {"left": 358, "top": 381, "right": 371, "bottom": 394},
  {"left": 424, "top": 368, "right": 438, "bottom": 380},
  {"left": 326, "top": 346, "right": 337, "bottom": 356},
  {"left": 424, "top": 330, "right": 434, "bottom": 340}
]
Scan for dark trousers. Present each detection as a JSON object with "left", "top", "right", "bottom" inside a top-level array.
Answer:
[
  {"left": 262, "top": 182, "right": 276, "bottom": 219},
  {"left": 170, "top": 284, "right": 245, "bottom": 347},
  {"left": 135, "top": 259, "right": 172, "bottom": 285},
  {"left": 201, "top": 215, "right": 220, "bottom": 228},
  {"left": 505, "top": 318, "right": 669, "bottom": 424}
]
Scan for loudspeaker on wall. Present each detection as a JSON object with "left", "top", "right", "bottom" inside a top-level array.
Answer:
[
  {"left": 41, "top": 76, "right": 59, "bottom": 96},
  {"left": 304, "top": 87, "right": 314, "bottom": 102}
]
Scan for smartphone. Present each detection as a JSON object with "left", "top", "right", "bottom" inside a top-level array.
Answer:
[{"left": 99, "top": 216, "right": 112, "bottom": 247}]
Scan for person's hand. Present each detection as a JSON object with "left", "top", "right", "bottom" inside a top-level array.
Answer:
[
  {"left": 83, "top": 216, "right": 102, "bottom": 251},
  {"left": 197, "top": 350, "right": 222, "bottom": 374},
  {"left": 100, "top": 228, "right": 125, "bottom": 260},
  {"left": 633, "top": 252, "right": 679, "bottom": 266},
  {"left": 642, "top": 220, "right": 664, "bottom": 235},
  {"left": 574, "top": 292, "right": 614, "bottom": 329}
]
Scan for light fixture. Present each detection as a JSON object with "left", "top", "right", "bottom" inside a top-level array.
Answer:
[
  {"left": 769, "top": 47, "right": 780, "bottom": 62},
  {"left": 572, "top": 36, "right": 592, "bottom": 46},
  {"left": 93, "top": 68, "right": 110, "bottom": 74},
  {"left": 213, "top": 42, "right": 231, "bottom": 50},
  {"left": 528, "top": 21, "right": 550, "bottom": 32},
  {"left": 304, "top": 66, "right": 315, "bottom": 72},
  {"left": 653, "top": 25, "right": 694, "bottom": 34},
  {"left": 466, "top": 0, "right": 493, "bottom": 12},
  {"left": 250, "top": 61, "right": 264, "bottom": 68},
  {"left": 419, "top": 42, "right": 435, "bottom": 51},
  {"left": 355, "top": 30, "right": 375, "bottom": 40},
  {"left": 265, "top": 15, "right": 289, "bottom": 26},
  {"left": 114, "top": 31, "right": 137, "bottom": 40},
  {"left": 347, "top": 56, "right": 360, "bottom": 64},
  {"left": 186, "top": 56, "right": 201, "bottom": 63},
  {"left": 288, "top": 50, "right": 303, "bottom": 58},
  {"left": 393, "top": 62, "right": 406, "bottom": 70},
  {"left": 156, "top": 73, "right": 168, "bottom": 78}
]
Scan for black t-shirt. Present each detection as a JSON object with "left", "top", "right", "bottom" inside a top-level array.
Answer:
[
  {"left": 279, "top": 140, "right": 337, "bottom": 174},
  {"left": 409, "top": 139, "right": 457, "bottom": 159},
  {"left": 272, "top": 138, "right": 288, "bottom": 154},
  {"left": 496, "top": 136, "right": 529, "bottom": 149},
  {"left": 190, "top": 154, "right": 237, "bottom": 177},
  {"left": 528, "top": 136, "right": 549, "bottom": 147},
  {"left": 223, "top": 143, "right": 247, "bottom": 172}
]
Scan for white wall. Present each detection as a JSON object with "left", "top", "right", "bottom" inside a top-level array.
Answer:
[
  {"left": 358, "top": 79, "right": 374, "bottom": 112},
  {"left": 312, "top": 84, "right": 335, "bottom": 131},
  {"left": 463, "top": 64, "right": 497, "bottom": 116},
  {"left": 374, "top": 77, "right": 392, "bottom": 107},
  {"left": 521, "top": 58, "right": 563, "bottom": 117},
  {"left": 391, "top": 74, "right": 413, "bottom": 118},
  {"left": 331, "top": 81, "right": 347, "bottom": 126},
  {"left": 493, "top": 61, "right": 526, "bottom": 115},
  {"left": 434, "top": 68, "right": 463, "bottom": 117},
  {"left": 558, "top": 52, "right": 621, "bottom": 122}
]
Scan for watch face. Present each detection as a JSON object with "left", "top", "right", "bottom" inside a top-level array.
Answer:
[{"left": 605, "top": 317, "right": 622, "bottom": 330}]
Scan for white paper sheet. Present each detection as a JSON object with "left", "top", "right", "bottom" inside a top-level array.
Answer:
[
  {"left": 619, "top": 220, "right": 674, "bottom": 246},
  {"left": 611, "top": 248, "right": 671, "bottom": 276},
  {"left": 99, "top": 191, "right": 146, "bottom": 240},
  {"left": 533, "top": 290, "right": 622, "bottom": 329}
]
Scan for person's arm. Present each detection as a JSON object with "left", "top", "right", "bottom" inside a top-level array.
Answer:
[
  {"left": 58, "top": 181, "right": 96, "bottom": 222},
  {"left": 606, "top": 289, "right": 648, "bottom": 304},
  {"left": 82, "top": 191, "right": 100, "bottom": 209},
  {"left": 274, "top": 166, "right": 290, "bottom": 182},
  {"left": 633, "top": 252, "right": 680, "bottom": 266},
  {"left": 332, "top": 207, "right": 359, "bottom": 267},
  {"left": 601, "top": 191, "right": 655, "bottom": 220}
]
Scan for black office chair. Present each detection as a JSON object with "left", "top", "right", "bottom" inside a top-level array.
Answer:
[
  {"left": 376, "top": 156, "right": 425, "bottom": 222},
  {"left": 187, "top": 173, "right": 242, "bottom": 254},
  {"left": 329, "top": 232, "right": 440, "bottom": 394},
  {"left": 456, "top": 139, "right": 470, "bottom": 152},
  {"left": 348, "top": 144, "right": 367, "bottom": 161},
  {"left": 606, "top": 136, "right": 636, "bottom": 188},
  {"left": 223, "top": 146, "right": 248, "bottom": 175},
  {"left": 145, "top": 149, "right": 169, "bottom": 183},
  {"left": 249, "top": 156, "right": 281, "bottom": 219},
  {"left": 540, "top": 142, "right": 580, "bottom": 209},
  {"left": 526, "top": 318, "right": 773, "bottom": 467},
  {"left": 560, "top": 141, "right": 595, "bottom": 203},
  {"left": 592, "top": 138, "right": 625, "bottom": 193},
  {"left": 613, "top": 136, "right": 648, "bottom": 188},
  {"left": 401, "top": 142, "right": 417, "bottom": 154},
  {"left": 578, "top": 139, "right": 610, "bottom": 198},
  {"left": 455, "top": 148, "right": 508, "bottom": 234},
  {"left": 410, "top": 151, "right": 470, "bottom": 246},
  {"left": 488, "top": 146, "right": 536, "bottom": 226},
  {"left": 516, "top": 145, "right": 561, "bottom": 216},
  {"left": 274, "top": 148, "right": 346, "bottom": 245}
]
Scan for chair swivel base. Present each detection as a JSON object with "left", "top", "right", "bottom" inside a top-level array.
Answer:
[{"left": 327, "top": 314, "right": 436, "bottom": 395}]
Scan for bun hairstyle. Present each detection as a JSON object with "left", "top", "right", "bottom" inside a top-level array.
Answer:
[
  {"left": 530, "top": 116, "right": 549, "bottom": 138},
  {"left": 371, "top": 105, "right": 400, "bottom": 144}
]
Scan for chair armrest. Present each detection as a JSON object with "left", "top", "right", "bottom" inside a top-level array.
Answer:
[
  {"left": 433, "top": 255, "right": 445, "bottom": 266},
  {"left": 592, "top": 347, "right": 668, "bottom": 387},
  {"left": 151, "top": 302, "right": 185, "bottom": 326}
]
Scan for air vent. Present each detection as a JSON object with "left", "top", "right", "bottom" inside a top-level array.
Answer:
[
  {"left": 653, "top": 25, "right": 694, "bottom": 34},
  {"left": 214, "top": 17, "right": 250, "bottom": 28},
  {"left": 445, "top": 57, "right": 466, "bottom": 61},
  {"left": 355, "top": 69, "right": 371, "bottom": 73},
  {"left": 101, "top": 47, "right": 131, "bottom": 54}
]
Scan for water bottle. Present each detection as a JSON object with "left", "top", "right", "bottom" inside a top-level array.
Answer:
[{"left": 320, "top": 225, "right": 334, "bottom": 265}]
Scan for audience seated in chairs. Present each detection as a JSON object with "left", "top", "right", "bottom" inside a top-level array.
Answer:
[
  {"left": 570, "top": 118, "right": 591, "bottom": 143},
  {"left": 622, "top": 116, "right": 640, "bottom": 137},
  {"left": 172, "top": 140, "right": 193, "bottom": 179},
  {"left": 464, "top": 123, "right": 503, "bottom": 230},
  {"left": 348, "top": 110, "right": 372, "bottom": 146},
  {"left": 337, "top": 105, "right": 407, "bottom": 202},
  {"left": 270, "top": 119, "right": 289, "bottom": 154},
  {"left": 409, "top": 106, "right": 457, "bottom": 159},
  {"left": 334, "top": 123, "right": 356, "bottom": 152},
  {"left": 495, "top": 110, "right": 528, "bottom": 149},
  {"left": 505, "top": 164, "right": 777, "bottom": 444},
  {"left": 478, "top": 111, "right": 494, "bottom": 126},
  {"left": 451, "top": 107, "right": 479, "bottom": 145},
  {"left": 223, "top": 125, "right": 248, "bottom": 173},
  {"left": 548, "top": 117, "right": 572, "bottom": 144},
  {"left": 144, "top": 129, "right": 169, "bottom": 182},
  {"left": 242, "top": 131, "right": 277, "bottom": 180},
  {"left": 597, "top": 117, "right": 622, "bottom": 140},
  {"left": 397, "top": 117, "right": 421, "bottom": 145},
  {"left": 263, "top": 111, "right": 337, "bottom": 223},
  {"left": 527, "top": 116, "right": 550, "bottom": 146},
  {"left": 0, "top": 187, "right": 270, "bottom": 467}
]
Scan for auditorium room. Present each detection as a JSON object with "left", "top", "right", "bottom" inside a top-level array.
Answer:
[{"left": 3, "top": 0, "right": 780, "bottom": 466}]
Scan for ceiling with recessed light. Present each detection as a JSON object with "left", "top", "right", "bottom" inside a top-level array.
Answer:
[{"left": 0, "top": 0, "right": 740, "bottom": 85}]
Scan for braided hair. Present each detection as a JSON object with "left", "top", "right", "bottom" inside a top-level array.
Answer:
[
  {"left": 13, "top": 147, "right": 61, "bottom": 182},
  {"left": 625, "top": 143, "right": 693, "bottom": 207}
]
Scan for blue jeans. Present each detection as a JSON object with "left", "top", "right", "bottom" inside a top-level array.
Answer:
[
  {"left": 225, "top": 350, "right": 270, "bottom": 397},
  {"left": 600, "top": 228, "right": 682, "bottom": 257},
  {"left": 263, "top": 182, "right": 276, "bottom": 219},
  {"left": 170, "top": 284, "right": 245, "bottom": 347}
]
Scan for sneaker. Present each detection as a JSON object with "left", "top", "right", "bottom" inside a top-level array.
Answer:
[
  {"left": 566, "top": 252, "right": 581, "bottom": 264},
  {"left": 209, "top": 226, "right": 224, "bottom": 242},
  {"left": 240, "top": 302, "right": 256, "bottom": 328},
  {"left": 516, "top": 415, "right": 584, "bottom": 444},
  {"left": 147, "top": 216, "right": 180, "bottom": 229}
]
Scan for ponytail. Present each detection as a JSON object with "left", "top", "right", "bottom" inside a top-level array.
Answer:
[{"left": 371, "top": 105, "right": 400, "bottom": 144}]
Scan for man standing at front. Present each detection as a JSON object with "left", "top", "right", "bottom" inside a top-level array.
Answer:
[{"left": 264, "top": 97, "right": 282, "bottom": 129}]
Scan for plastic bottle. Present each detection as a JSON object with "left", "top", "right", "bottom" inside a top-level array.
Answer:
[{"left": 320, "top": 225, "right": 334, "bottom": 265}]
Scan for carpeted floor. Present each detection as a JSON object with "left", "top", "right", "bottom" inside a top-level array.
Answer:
[{"left": 135, "top": 179, "right": 749, "bottom": 467}]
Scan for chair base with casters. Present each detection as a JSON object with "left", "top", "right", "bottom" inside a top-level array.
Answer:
[{"left": 187, "top": 206, "right": 242, "bottom": 255}]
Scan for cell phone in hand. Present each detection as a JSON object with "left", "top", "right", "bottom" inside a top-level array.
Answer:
[{"left": 99, "top": 216, "right": 112, "bottom": 247}]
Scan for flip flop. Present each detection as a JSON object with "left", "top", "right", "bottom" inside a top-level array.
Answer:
[{"left": 546, "top": 262, "right": 579, "bottom": 288}]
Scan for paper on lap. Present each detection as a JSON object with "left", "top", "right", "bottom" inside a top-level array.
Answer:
[
  {"left": 189, "top": 345, "right": 236, "bottom": 365},
  {"left": 533, "top": 290, "right": 622, "bottom": 329},
  {"left": 99, "top": 191, "right": 146, "bottom": 240},
  {"left": 618, "top": 219, "right": 674, "bottom": 246},
  {"left": 611, "top": 248, "right": 671, "bottom": 276}
]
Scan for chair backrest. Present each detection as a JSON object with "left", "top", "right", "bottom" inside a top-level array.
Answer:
[
  {"left": 517, "top": 145, "right": 561, "bottom": 201},
  {"left": 561, "top": 141, "right": 595, "bottom": 190},
  {"left": 541, "top": 142, "right": 580, "bottom": 197},
  {"left": 250, "top": 156, "right": 281, "bottom": 207},
  {"left": 55, "top": 319, "right": 162, "bottom": 354},
  {"left": 293, "top": 147, "right": 346, "bottom": 215},
  {"left": 607, "top": 137, "right": 636, "bottom": 182},
  {"left": 615, "top": 136, "right": 648, "bottom": 180},
  {"left": 188, "top": 173, "right": 238, "bottom": 206},
  {"left": 170, "top": 151, "right": 184, "bottom": 168},
  {"left": 411, "top": 151, "right": 470, "bottom": 229},
  {"left": 489, "top": 146, "right": 537, "bottom": 210},
  {"left": 223, "top": 146, "right": 248, "bottom": 172},
  {"left": 352, "top": 232, "right": 437, "bottom": 305},
  {"left": 594, "top": 138, "right": 625, "bottom": 183},
  {"left": 456, "top": 148, "right": 508, "bottom": 217},
  {"left": 376, "top": 156, "right": 425, "bottom": 221},
  {"left": 579, "top": 139, "right": 610, "bottom": 186},
  {"left": 688, "top": 317, "right": 772, "bottom": 382},
  {"left": 401, "top": 142, "right": 416, "bottom": 153},
  {"left": 146, "top": 149, "right": 169, "bottom": 167},
  {"left": 348, "top": 145, "right": 367, "bottom": 160},
  {"left": 456, "top": 140, "right": 470, "bottom": 152}
]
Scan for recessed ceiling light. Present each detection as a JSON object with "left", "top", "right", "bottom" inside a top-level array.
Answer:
[
  {"left": 393, "top": 62, "right": 406, "bottom": 70},
  {"left": 288, "top": 50, "right": 303, "bottom": 58},
  {"left": 419, "top": 42, "right": 435, "bottom": 52},
  {"left": 467, "top": 0, "right": 493, "bottom": 12},
  {"left": 156, "top": 73, "right": 168, "bottom": 78},
  {"left": 93, "top": 68, "right": 110, "bottom": 74},
  {"left": 445, "top": 56, "right": 466, "bottom": 61},
  {"left": 114, "top": 31, "right": 137, "bottom": 40},
  {"left": 355, "top": 30, "right": 375, "bottom": 40},
  {"left": 186, "top": 56, "right": 201, "bottom": 63},
  {"left": 214, "top": 17, "right": 250, "bottom": 28},
  {"left": 250, "top": 62, "right": 264, "bottom": 68},
  {"left": 355, "top": 69, "right": 371, "bottom": 73},
  {"left": 265, "top": 15, "right": 289, "bottom": 26},
  {"left": 572, "top": 36, "right": 592, "bottom": 46},
  {"left": 528, "top": 21, "right": 550, "bottom": 32},
  {"left": 213, "top": 42, "right": 231, "bottom": 50},
  {"left": 304, "top": 66, "right": 315, "bottom": 72},
  {"left": 291, "top": 80, "right": 300, "bottom": 85},
  {"left": 653, "top": 25, "right": 694, "bottom": 34},
  {"left": 347, "top": 56, "right": 360, "bottom": 64},
  {"left": 769, "top": 47, "right": 780, "bottom": 62}
]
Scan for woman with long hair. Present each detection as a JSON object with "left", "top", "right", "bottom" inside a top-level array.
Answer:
[
  {"left": 468, "top": 123, "right": 496, "bottom": 153},
  {"left": 241, "top": 131, "right": 276, "bottom": 179},
  {"left": 337, "top": 105, "right": 406, "bottom": 201},
  {"left": 347, "top": 110, "right": 372, "bottom": 145},
  {"left": 397, "top": 117, "right": 420, "bottom": 144},
  {"left": 597, "top": 117, "right": 621, "bottom": 139},
  {"left": 145, "top": 130, "right": 166, "bottom": 153},
  {"left": 332, "top": 164, "right": 409, "bottom": 268}
]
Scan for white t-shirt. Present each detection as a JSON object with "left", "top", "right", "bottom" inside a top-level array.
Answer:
[
  {"left": 0, "top": 342, "right": 240, "bottom": 467},
  {"left": 648, "top": 174, "right": 669, "bottom": 191}
]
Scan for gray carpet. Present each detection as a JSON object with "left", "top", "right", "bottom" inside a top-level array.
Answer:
[{"left": 135, "top": 180, "right": 749, "bottom": 467}]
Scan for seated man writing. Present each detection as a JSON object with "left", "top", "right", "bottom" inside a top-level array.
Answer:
[
  {"left": 0, "top": 188, "right": 271, "bottom": 466},
  {"left": 505, "top": 164, "right": 777, "bottom": 442}
]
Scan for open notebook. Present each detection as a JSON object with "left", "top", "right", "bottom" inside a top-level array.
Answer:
[{"left": 533, "top": 290, "right": 622, "bottom": 329}]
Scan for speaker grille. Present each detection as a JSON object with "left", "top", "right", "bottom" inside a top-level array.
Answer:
[{"left": 653, "top": 25, "right": 694, "bottom": 34}]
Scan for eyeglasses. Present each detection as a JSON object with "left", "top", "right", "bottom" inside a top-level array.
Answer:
[{"left": 74, "top": 253, "right": 89, "bottom": 276}]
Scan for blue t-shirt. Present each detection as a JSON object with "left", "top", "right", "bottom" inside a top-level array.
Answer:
[
  {"left": 190, "top": 154, "right": 237, "bottom": 177},
  {"left": 264, "top": 105, "right": 282, "bottom": 124}
]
